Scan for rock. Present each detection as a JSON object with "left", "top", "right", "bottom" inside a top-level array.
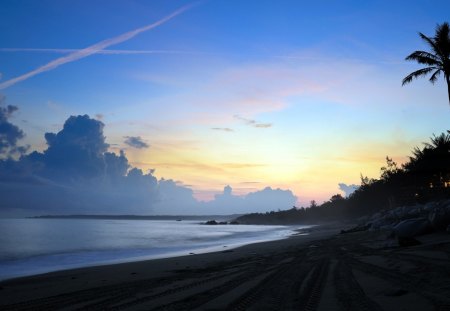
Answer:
[
  {"left": 357, "top": 216, "right": 369, "bottom": 223},
  {"left": 229, "top": 221, "right": 239, "bottom": 225},
  {"left": 379, "top": 224, "right": 394, "bottom": 231},
  {"left": 340, "top": 224, "right": 370, "bottom": 234},
  {"left": 406, "top": 205, "right": 422, "bottom": 218},
  {"left": 423, "top": 202, "right": 436, "bottom": 212},
  {"left": 442, "top": 199, "right": 450, "bottom": 209},
  {"left": 370, "top": 218, "right": 392, "bottom": 230},
  {"left": 205, "top": 220, "right": 228, "bottom": 225},
  {"left": 370, "top": 212, "right": 382, "bottom": 220},
  {"left": 390, "top": 206, "right": 406, "bottom": 219},
  {"left": 428, "top": 205, "right": 450, "bottom": 231},
  {"left": 394, "top": 217, "right": 430, "bottom": 238}
]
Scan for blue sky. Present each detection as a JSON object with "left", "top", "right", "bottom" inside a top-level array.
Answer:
[{"left": 1, "top": 0, "right": 450, "bottom": 206}]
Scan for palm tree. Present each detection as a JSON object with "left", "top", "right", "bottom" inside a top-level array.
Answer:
[{"left": 402, "top": 22, "right": 450, "bottom": 105}]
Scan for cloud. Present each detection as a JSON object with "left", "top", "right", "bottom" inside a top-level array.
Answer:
[
  {"left": 0, "top": 112, "right": 298, "bottom": 216},
  {"left": 254, "top": 123, "right": 272, "bottom": 128},
  {"left": 152, "top": 178, "right": 199, "bottom": 214},
  {"left": 42, "top": 115, "right": 110, "bottom": 178},
  {"left": 0, "top": 114, "right": 158, "bottom": 215},
  {"left": 338, "top": 183, "right": 359, "bottom": 197},
  {"left": 206, "top": 185, "right": 297, "bottom": 214},
  {"left": 151, "top": 184, "right": 297, "bottom": 215},
  {"left": 211, "top": 127, "right": 234, "bottom": 132},
  {"left": 124, "top": 136, "right": 149, "bottom": 149},
  {"left": 234, "top": 115, "right": 272, "bottom": 128},
  {"left": 0, "top": 99, "right": 28, "bottom": 158},
  {"left": 0, "top": 3, "right": 197, "bottom": 90}
]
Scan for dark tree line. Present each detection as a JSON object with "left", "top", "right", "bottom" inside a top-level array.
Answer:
[{"left": 237, "top": 132, "right": 450, "bottom": 224}]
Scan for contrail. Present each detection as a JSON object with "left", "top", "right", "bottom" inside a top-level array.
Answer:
[
  {"left": 0, "top": 3, "right": 197, "bottom": 90},
  {"left": 0, "top": 48, "right": 197, "bottom": 55}
]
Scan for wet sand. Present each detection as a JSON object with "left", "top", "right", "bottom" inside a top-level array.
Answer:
[{"left": 1, "top": 224, "right": 450, "bottom": 310}]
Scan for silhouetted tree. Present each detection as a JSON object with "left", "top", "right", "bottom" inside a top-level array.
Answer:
[
  {"left": 330, "top": 194, "right": 344, "bottom": 202},
  {"left": 402, "top": 22, "right": 450, "bottom": 104},
  {"left": 380, "top": 156, "right": 400, "bottom": 180},
  {"left": 404, "top": 133, "right": 450, "bottom": 193}
]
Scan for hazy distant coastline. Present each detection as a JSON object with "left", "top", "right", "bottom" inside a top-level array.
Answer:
[{"left": 30, "top": 214, "right": 243, "bottom": 221}]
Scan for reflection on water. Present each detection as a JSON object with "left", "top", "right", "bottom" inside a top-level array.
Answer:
[{"left": 0, "top": 218, "right": 307, "bottom": 280}]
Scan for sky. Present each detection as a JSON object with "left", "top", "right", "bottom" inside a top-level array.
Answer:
[{"left": 1, "top": 0, "right": 450, "bottom": 215}]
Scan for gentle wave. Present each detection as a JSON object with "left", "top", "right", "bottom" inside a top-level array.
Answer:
[{"left": 0, "top": 218, "right": 308, "bottom": 280}]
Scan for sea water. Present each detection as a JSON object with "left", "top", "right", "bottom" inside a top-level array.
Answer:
[{"left": 0, "top": 218, "right": 307, "bottom": 280}]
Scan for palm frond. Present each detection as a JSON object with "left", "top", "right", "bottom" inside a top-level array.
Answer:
[
  {"left": 412, "top": 147, "right": 423, "bottom": 159},
  {"left": 402, "top": 67, "right": 436, "bottom": 85},
  {"left": 429, "top": 69, "right": 442, "bottom": 83},
  {"left": 430, "top": 132, "right": 450, "bottom": 148},
  {"left": 434, "top": 22, "right": 450, "bottom": 57},
  {"left": 423, "top": 141, "right": 433, "bottom": 149},
  {"left": 405, "top": 50, "right": 442, "bottom": 66},
  {"left": 419, "top": 32, "right": 442, "bottom": 56},
  {"left": 404, "top": 24, "right": 450, "bottom": 103}
]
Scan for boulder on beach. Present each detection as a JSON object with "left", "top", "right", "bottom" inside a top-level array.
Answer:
[
  {"left": 428, "top": 202, "right": 450, "bottom": 231},
  {"left": 204, "top": 220, "right": 230, "bottom": 225},
  {"left": 340, "top": 224, "right": 370, "bottom": 234},
  {"left": 387, "top": 205, "right": 424, "bottom": 221},
  {"left": 394, "top": 218, "right": 430, "bottom": 238},
  {"left": 370, "top": 218, "right": 392, "bottom": 230}
]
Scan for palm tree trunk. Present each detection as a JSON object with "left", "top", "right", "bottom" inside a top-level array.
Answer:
[{"left": 447, "top": 75, "right": 450, "bottom": 106}]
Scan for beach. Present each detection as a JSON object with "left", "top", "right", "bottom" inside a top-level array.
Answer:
[{"left": 1, "top": 224, "right": 450, "bottom": 310}]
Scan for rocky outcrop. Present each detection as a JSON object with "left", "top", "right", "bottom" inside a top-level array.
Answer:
[
  {"left": 342, "top": 199, "right": 450, "bottom": 241},
  {"left": 367, "top": 199, "right": 450, "bottom": 232},
  {"left": 428, "top": 201, "right": 450, "bottom": 230},
  {"left": 394, "top": 218, "right": 430, "bottom": 238},
  {"left": 204, "top": 220, "right": 236, "bottom": 225}
]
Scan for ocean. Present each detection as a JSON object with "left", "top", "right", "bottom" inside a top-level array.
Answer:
[{"left": 0, "top": 218, "right": 307, "bottom": 280}]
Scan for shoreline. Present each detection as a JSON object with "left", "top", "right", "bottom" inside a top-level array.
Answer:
[
  {"left": 3, "top": 223, "right": 448, "bottom": 310},
  {"left": 0, "top": 224, "right": 322, "bottom": 283},
  {"left": 0, "top": 224, "right": 339, "bottom": 303},
  {"left": 0, "top": 219, "right": 304, "bottom": 281}
]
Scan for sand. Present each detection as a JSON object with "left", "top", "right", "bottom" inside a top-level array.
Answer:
[{"left": 1, "top": 224, "right": 450, "bottom": 310}]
